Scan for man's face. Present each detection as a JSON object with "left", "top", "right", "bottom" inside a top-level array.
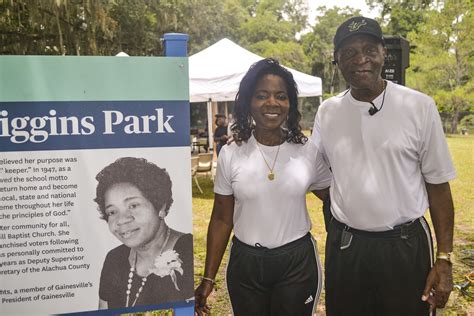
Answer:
[
  {"left": 217, "top": 117, "right": 226, "bottom": 126},
  {"left": 336, "top": 34, "right": 386, "bottom": 90}
]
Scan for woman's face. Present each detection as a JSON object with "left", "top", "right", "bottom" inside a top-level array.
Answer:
[
  {"left": 104, "top": 182, "right": 161, "bottom": 249},
  {"left": 250, "top": 74, "right": 290, "bottom": 132}
]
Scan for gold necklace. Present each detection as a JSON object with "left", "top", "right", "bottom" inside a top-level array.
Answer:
[{"left": 255, "top": 140, "right": 281, "bottom": 181}]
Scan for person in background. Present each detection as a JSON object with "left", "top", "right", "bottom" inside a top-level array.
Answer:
[
  {"left": 213, "top": 114, "right": 228, "bottom": 156},
  {"left": 195, "top": 58, "right": 331, "bottom": 315},
  {"left": 313, "top": 16, "right": 456, "bottom": 315}
]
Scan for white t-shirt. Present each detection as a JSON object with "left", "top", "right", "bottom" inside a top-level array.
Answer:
[
  {"left": 214, "top": 135, "right": 332, "bottom": 248},
  {"left": 312, "top": 81, "right": 456, "bottom": 231}
]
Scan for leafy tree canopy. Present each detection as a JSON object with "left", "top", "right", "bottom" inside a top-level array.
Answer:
[
  {"left": 301, "top": 6, "right": 359, "bottom": 93},
  {"left": 407, "top": 0, "right": 473, "bottom": 132}
]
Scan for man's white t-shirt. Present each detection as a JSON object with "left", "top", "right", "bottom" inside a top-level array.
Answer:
[
  {"left": 312, "top": 81, "right": 456, "bottom": 231},
  {"left": 214, "top": 135, "right": 332, "bottom": 248}
]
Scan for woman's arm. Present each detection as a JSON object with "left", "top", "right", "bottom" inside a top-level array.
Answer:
[
  {"left": 195, "top": 193, "right": 235, "bottom": 315},
  {"left": 312, "top": 187, "right": 329, "bottom": 201},
  {"left": 311, "top": 188, "right": 329, "bottom": 202}
]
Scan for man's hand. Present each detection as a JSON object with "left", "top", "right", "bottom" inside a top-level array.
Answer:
[
  {"left": 421, "top": 260, "right": 453, "bottom": 312},
  {"left": 195, "top": 280, "right": 214, "bottom": 315}
]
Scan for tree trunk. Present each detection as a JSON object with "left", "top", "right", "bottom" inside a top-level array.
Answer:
[
  {"left": 54, "top": 5, "right": 65, "bottom": 55},
  {"left": 86, "top": 0, "right": 98, "bottom": 55},
  {"left": 451, "top": 109, "right": 459, "bottom": 134}
]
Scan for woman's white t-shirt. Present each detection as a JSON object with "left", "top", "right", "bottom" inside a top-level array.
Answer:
[{"left": 214, "top": 135, "right": 331, "bottom": 248}]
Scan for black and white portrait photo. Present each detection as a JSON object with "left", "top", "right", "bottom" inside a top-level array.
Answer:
[{"left": 94, "top": 157, "right": 194, "bottom": 309}]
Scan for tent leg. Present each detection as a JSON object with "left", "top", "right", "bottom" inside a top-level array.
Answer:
[
  {"left": 207, "top": 99, "right": 213, "bottom": 153},
  {"left": 194, "top": 176, "right": 203, "bottom": 194}
]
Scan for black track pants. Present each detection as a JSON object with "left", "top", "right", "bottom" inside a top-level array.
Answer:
[
  {"left": 226, "top": 233, "right": 322, "bottom": 316},
  {"left": 325, "top": 217, "right": 434, "bottom": 316}
]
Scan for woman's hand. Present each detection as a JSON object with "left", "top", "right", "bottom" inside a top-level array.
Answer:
[{"left": 194, "top": 280, "right": 214, "bottom": 315}]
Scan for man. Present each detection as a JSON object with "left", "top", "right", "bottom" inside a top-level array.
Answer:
[
  {"left": 213, "top": 114, "right": 228, "bottom": 156},
  {"left": 312, "top": 17, "right": 455, "bottom": 315}
]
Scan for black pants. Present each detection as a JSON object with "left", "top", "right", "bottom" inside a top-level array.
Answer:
[
  {"left": 226, "top": 233, "right": 322, "bottom": 316},
  {"left": 325, "top": 217, "right": 434, "bottom": 316}
]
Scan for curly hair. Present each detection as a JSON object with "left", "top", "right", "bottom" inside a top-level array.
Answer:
[
  {"left": 94, "top": 157, "right": 173, "bottom": 221},
  {"left": 232, "top": 58, "right": 307, "bottom": 144}
]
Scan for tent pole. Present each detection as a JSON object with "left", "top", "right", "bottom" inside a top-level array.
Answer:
[{"left": 207, "top": 99, "right": 214, "bottom": 152}]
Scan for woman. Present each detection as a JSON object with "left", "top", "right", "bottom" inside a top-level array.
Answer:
[
  {"left": 195, "top": 59, "right": 331, "bottom": 315},
  {"left": 95, "top": 157, "right": 193, "bottom": 309}
]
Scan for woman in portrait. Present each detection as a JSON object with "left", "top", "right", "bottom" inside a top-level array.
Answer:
[
  {"left": 95, "top": 157, "right": 193, "bottom": 309},
  {"left": 194, "top": 58, "right": 331, "bottom": 315}
]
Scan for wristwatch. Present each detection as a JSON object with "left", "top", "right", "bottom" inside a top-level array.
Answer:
[{"left": 437, "top": 252, "right": 454, "bottom": 264}]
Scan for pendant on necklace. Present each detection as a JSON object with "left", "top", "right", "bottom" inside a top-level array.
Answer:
[{"left": 268, "top": 172, "right": 275, "bottom": 181}]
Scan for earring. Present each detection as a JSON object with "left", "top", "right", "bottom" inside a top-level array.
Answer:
[
  {"left": 158, "top": 210, "right": 166, "bottom": 219},
  {"left": 280, "top": 115, "right": 289, "bottom": 131}
]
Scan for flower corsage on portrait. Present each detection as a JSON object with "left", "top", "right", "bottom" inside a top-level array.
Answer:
[{"left": 149, "top": 250, "right": 184, "bottom": 291}]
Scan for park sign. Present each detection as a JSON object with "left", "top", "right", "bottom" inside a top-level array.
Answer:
[{"left": 0, "top": 35, "right": 195, "bottom": 316}]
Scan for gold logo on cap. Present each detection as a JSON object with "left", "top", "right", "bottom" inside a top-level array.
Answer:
[{"left": 348, "top": 19, "right": 367, "bottom": 32}]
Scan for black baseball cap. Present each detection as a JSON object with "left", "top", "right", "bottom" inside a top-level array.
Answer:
[{"left": 333, "top": 17, "right": 384, "bottom": 51}]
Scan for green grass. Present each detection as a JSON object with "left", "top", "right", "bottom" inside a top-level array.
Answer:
[
  {"left": 440, "top": 135, "right": 474, "bottom": 316},
  {"left": 192, "top": 135, "right": 474, "bottom": 315}
]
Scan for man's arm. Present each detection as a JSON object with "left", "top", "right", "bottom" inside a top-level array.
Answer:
[
  {"left": 421, "top": 182, "right": 454, "bottom": 312},
  {"left": 312, "top": 187, "right": 329, "bottom": 201},
  {"left": 312, "top": 187, "right": 331, "bottom": 232}
]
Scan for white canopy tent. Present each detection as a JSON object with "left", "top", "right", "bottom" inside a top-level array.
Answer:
[
  {"left": 189, "top": 38, "right": 323, "bottom": 150},
  {"left": 189, "top": 38, "right": 322, "bottom": 102}
]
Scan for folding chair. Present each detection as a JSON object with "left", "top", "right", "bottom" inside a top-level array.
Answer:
[
  {"left": 191, "top": 156, "right": 203, "bottom": 194},
  {"left": 197, "top": 153, "right": 213, "bottom": 180}
]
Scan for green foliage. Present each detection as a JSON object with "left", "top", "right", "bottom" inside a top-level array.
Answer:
[
  {"left": 460, "top": 114, "right": 474, "bottom": 126},
  {"left": 299, "top": 96, "right": 320, "bottom": 129},
  {"left": 246, "top": 0, "right": 308, "bottom": 34},
  {"left": 240, "top": 11, "right": 295, "bottom": 43},
  {"left": 1, "top": 0, "right": 472, "bottom": 125},
  {"left": 301, "top": 6, "right": 360, "bottom": 93},
  {"left": 434, "top": 85, "right": 474, "bottom": 114},
  {"left": 459, "top": 114, "right": 474, "bottom": 133},
  {"left": 407, "top": 0, "right": 474, "bottom": 133},
  {"left": 249, "top": 40, "right": 309, "bottom": 72},
  {"left": 167, "top": 0, "right": 247, "bottom": 54},
  {"left": 0, "top": 0, "right": 118, "bottom": 55},
  {"left": 234, "top": 0, "right": 310, "bottom": 74},
  {"left": 0, "top": 0, "right": 309, "bottom": 66},
  {"left": 282, "top": 0, "right": 309, "bottom": 34},
  {"left": 365, "top": 0, "right": 432, "bottom": 37},
  {"left": 109, "top": 1, "right": 157, "bottom": 55},
  {"left": 237, "top": 0, "right": 309, "bottom": 72}
]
